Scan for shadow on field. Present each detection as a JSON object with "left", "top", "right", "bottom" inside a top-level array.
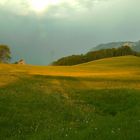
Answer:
[{"left": 0, "top": 74, "right": 140, "bottom": 140}]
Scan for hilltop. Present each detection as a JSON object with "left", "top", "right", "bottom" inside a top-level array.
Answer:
[{"left": 77, "top": 55, "right": 140, "bottom": 68}]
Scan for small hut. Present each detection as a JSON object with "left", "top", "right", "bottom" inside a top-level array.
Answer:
[{"left": 17, "top": 59, "right": 25, "bottom": 65}]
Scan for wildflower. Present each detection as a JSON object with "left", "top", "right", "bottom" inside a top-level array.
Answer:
[
  {"left": 65, "top": 134, "right": 68, "bottom": 137},
  {"left": 95, "top": 128, "right": 98, "bottom": 130},
  {"left": 111, "top": 130, "right": 115, "bottom": 134}
]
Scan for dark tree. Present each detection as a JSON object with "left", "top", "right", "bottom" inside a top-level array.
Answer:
[{"left": 0, "top": 45, "right": 11, "bottom": 63}]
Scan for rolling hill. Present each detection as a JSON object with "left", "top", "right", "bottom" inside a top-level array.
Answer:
[
  {"left": 0, "top": 56, "right": 140, "bottom": 140},
  {"left": 53, "top": 46, "right": 139, "bottom": 66},
  {"left": 77, "top": 55, "right": 140, "bottom": 68}
]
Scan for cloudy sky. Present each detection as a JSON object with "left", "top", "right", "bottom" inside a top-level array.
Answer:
[{"left": 0, "top": 0, "right": 140, "bottom": 65}]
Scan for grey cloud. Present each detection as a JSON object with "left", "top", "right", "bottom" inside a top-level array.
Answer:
[{"left": 0, "top": 0, "right": 140, "bottom": 65}]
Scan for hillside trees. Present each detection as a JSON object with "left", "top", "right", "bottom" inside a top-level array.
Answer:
[
  {"left": 53, "top": 55, "right": 85, "bottom": 66},
  {"left": 0, "top": 45, "right": 11, "bottom": 63},
  {"left": 53, "top": 45, "right": 138, "bottom": 66}
]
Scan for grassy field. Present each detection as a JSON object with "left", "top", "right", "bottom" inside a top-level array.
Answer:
[{"left": 0, "top": 55, "right": 140, "bottom": 140}]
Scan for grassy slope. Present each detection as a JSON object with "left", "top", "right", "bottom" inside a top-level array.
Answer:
[{"left": 0, "top": 56, "right": 140, "bottom": 140}]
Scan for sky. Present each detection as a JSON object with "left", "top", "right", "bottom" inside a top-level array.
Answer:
[{"left": 0, "top": 0, "right": 140, "bottom": 65}]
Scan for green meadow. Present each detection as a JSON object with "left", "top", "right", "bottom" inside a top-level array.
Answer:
[{"left": 0, "top": 56, "right": 140, "bottom": 140}]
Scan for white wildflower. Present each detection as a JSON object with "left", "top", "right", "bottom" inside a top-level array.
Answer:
[
  {"left": 111, "top": 130, "right": 115, "bottom": 133},
  {"left": 65, "top": 134, "right": 68, "bottom": 137}
]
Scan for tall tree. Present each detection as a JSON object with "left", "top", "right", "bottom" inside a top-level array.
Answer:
[{"left": 0, "top": 45, "right": 11, "bottom": 63}]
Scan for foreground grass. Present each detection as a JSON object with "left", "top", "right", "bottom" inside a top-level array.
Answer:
[
  {"left": 0, "top": 75, "right": 140, "bottom": 140},
  {"left": 0, "top": 56, "right": 140, "bottom": 139}
]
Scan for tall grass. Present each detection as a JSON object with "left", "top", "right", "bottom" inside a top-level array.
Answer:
[{"left": 0, "top": 75, "right": 139, "bottom": 140}]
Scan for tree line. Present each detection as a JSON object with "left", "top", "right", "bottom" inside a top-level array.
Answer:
[{"left": 52, "top": 45, "right": 140, "bottom": 66}]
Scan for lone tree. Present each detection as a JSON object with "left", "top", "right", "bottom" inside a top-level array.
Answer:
[{"left": 0, "top": 45, "right": 11, "bottom": 63}]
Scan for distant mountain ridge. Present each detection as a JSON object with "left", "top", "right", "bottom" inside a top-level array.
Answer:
[{"left": 91, "top": 40, "right": 140, "bottom": 52}]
